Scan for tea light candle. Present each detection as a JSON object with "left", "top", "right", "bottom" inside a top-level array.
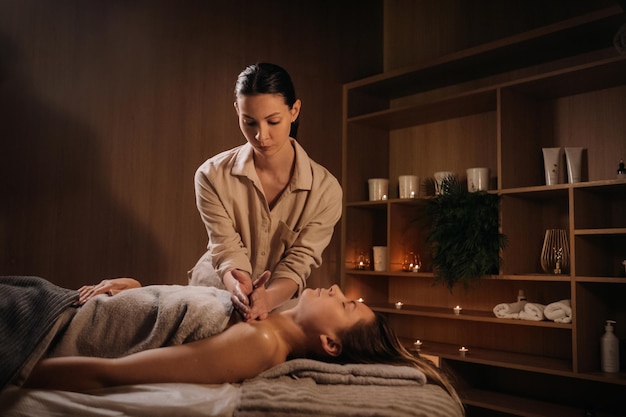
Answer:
[
  {"left": 395, "top": 301, "right": 404, "bottom": 309},
  {"left": 459, "top": 346, "right": 468, "bottom": 357},
  {"left": 382, "top": 194, "right": 388, "bottom": 200},
  {"left": 453, "top": 305, "right": 462, "bottom": 315},
  {"left": 357, "top": 297, "right": 364, "bottom": 303},
  {"left": 413, "top": 339, "right": 423, "bottom": 350},
  {"left": 410, "top": 191, "right": 415, "bottom": 198}
]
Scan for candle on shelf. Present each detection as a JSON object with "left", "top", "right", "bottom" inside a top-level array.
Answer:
[
  {"left": 395, "top": 301, "right": 404, "bottom": 310},
  {"left": 453, "top": 305, "right": 462, "bottom": 315},
  {"left": 459, "top": 346, "right": 469, "bottom": 357},
  {"left": 413, "top": 339, "right": 423, "bottom": 350},
  {"left": 355, "top": 251, "right": 370, "bottom": 270}
]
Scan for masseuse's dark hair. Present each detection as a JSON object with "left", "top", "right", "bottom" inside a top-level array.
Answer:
[
  {"left": 334, "top": 312, "right": 465, "bottom": 415},
  {"left": 235, "top": 62, "right": 299, "bottom": 138}
]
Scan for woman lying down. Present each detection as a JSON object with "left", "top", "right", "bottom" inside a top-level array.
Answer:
[{"left": 1, "top": 274, "right": 463, "bottom": 414}]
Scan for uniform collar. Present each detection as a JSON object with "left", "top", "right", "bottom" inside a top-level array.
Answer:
[{"left": 232, "top": 139, "right": 312, "bottom": 191}]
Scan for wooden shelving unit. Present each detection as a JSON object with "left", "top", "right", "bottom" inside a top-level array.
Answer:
[{"left": 341, "top": 7, "right": 626, "bottom": 416}]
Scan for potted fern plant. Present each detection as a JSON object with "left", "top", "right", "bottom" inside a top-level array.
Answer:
[{"left": 426, "top": 176, "right": 507, "bottom": 291}]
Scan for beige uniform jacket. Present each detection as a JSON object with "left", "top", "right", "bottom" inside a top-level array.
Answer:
[{"left": 192, "top": 139, "right": 342, "bottom": 297}]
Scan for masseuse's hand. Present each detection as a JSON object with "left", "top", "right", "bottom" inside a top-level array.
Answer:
[
  {"left": 230, "top": 270, "right": 270, "bottom": 321},
  {"left": 229, "top": 269, "right": 254, "bottom": 312},
  {"left": 76, "top": 277, "right": 141, "bottom": 306}
]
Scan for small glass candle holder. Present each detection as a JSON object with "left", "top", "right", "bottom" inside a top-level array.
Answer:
[
  {"left": 413, "top": 339, "right": 423, "bottom": 351},
  {"left": 395, "top": 301, "right": 404, "bottom": 310},
  {"left": 355, "top": 251, "right": 370, "bottom": 270},
  {"left": 453, "top": 305, "right": 462, "bottom": 315},
  {"left": 402, "top": 251, "right": 422, "bottom": 272},
  {"left": 459, "top": 346, "right": 469, "bottom": 357}
]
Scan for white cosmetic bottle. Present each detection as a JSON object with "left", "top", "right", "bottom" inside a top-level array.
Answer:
[{"left": 601, "top": 320, "right": 619, "bottom": 373}]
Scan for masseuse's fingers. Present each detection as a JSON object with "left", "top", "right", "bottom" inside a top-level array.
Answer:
[
  {"left": 231, "top": 293, "right": 250, "bottom": 319},
  {"left": 252, "top": 270, "right": 271, "bottom": 289}
]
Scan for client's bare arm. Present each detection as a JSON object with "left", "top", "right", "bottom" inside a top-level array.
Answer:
[{"left": 25, "top": 320, "right": 282, "bottom": 391}]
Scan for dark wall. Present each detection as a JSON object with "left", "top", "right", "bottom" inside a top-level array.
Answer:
[{"left": 0, "top": 0, "right": 382, "bottom": 289}]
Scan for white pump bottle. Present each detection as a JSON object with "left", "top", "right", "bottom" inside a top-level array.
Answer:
[{"left": 601, "top": 320, "right": 619, "bottom": 373}]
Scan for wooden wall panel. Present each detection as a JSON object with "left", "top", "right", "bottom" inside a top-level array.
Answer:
[{"left": 0, "top": 0, "right": 383, "bottom": 289}]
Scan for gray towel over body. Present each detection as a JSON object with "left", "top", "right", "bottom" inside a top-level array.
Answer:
[
  {"left": 0, "top": 276, "right": 78, "bottom": 390},
  {"left": 49, "top": 285, "right": 234, "bottom": 358}
]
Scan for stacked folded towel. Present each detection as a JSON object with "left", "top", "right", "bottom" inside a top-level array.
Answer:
[
  {"left": 518, "top": 303, "right": 546, "bottom": 321},
  {"left": 493, "top": 301, "right": 527, "bottom": 319},
  {"left": 493, "top": 299, "right": 572, "bottom": 323},
  {"left": 544, "top": 299, "right": 572, "bottom": 323}
]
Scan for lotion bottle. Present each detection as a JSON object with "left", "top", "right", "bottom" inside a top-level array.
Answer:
[{"left": 601, "top": 320, "right": 619, "bottom": 373}]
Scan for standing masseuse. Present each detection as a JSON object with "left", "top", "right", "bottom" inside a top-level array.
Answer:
[{"left": 189, "top": 62, "right": 342, "bottom": 321}]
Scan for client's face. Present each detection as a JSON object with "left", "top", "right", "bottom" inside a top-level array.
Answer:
[{"left": 297, "top": 285, "right": 375, "bottom": 333}]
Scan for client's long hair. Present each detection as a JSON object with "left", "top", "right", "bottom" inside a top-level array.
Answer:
[{"left": 334, "top": 312, "right": 465, "bottom": 414}]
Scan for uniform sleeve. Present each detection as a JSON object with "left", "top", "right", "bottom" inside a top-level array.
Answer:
[
  {"left": 271, "top": 173, "right": 342, "bottom": 294},
  {"left": 194, "top": 165, "right": 253, "bottom": 279}
]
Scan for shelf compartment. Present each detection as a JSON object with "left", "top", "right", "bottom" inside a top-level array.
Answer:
[
  {"left": 343, "top": 204, "right": 388, "bottom": 272},
  {"left": 376, "top": 304, "right": 571, "bottom": 330},
  {"left": 573, "top": 182, "right": 626, "bottom": 230},
  {"left": 461, "top": 388, "right": 584, "bottom": 417},
  {"left": 402, "top": 339, "right": 572, "bottom": 376},
  {"left": 347, "top": 89, "right": 496, "bottom": 130},
  {"left": 500, "top": 190, "right": 570, "bottom": 275},
  {"left": 388, "top": 201, "right": 431, "bottom": 273},
  {"left": 575, "top": 282, "right": 626, "bottom": 375},
  {"left": 500, "top": 57, "right": 626, "bottom": 189},
  {"left": 389, "top": 112, "right": 497, "bottom": 196},
  {"left": 390, "top": 314, "right": 572, "bottom": 361},
  {"left": 447, "top": 361, "right": 626, "bottom": 416},
  {"left": 344, "top": 6, "right": 624, "bottom": 117},
  {"left": 388, "top": 276, "right": 570, "bottom": 314},
  {"left": 344, "top": 123, "right": 389, "bottom": 203},
  {"left": 574, "top": 234, "right": 626, "bottom": 278}
]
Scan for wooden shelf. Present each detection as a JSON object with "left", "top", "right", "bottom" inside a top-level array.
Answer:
[
  {"left": 342, "top": 6, "right": 626, "bottom": 415},
  {"left": 345, "top": 6, "right": 624, "bottom": 107},
  {"left": 461, "top": 388, "right": 585, "bottom": 417},
  {"left": 376, "top": 304, "right": 572, "bottom": 329}
]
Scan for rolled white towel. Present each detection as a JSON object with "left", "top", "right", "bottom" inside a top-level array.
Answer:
[
  {"left": 544, "top": 299, "right": 572, "bottom": 323},
  {"left": 493, "top": 301, "right": 527, "bottom": 319},
  {"left": 519, "top": 302, "right": 546, "bottom": 321}
]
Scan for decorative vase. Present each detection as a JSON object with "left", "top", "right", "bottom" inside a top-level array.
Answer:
[{"left": 540, "top": 229, "right": 569, "bottom": 274}]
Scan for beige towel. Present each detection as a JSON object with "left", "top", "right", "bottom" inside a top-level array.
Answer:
[
  {"left": 544, "top": 299, "right": 572, "bottom": 323},
  {"left": 492, "top": 301, "right": 527, "bottom": 319}
]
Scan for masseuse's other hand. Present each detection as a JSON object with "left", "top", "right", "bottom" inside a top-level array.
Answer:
[
  {"left": 76, "top": 277, "right": 141, "bottom": 306},
  {"left": 230, "top": 270, "right": 270, "bottom": 321},
  {"left": 229, "top": 269, "right": 254, "bottom": 315}
]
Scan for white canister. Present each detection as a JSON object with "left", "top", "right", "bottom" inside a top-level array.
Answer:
[
  {"left": 466, "top": 167, "right": 490, "bottom": 192},
  {"left": 368, "top": 178, "right": 389, "bottom": 201},
  {"left": 433, "top": 171, "right": 455, "bottom": 195},
  {"left": 398, "top": 175, "right": 420, "bottom": 198},
  {"left": 372, "top": 246, "right": 388, "bottom": 272}
]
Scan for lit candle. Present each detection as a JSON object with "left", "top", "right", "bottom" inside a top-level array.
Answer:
[
  {"left": 459, "top": 346, "right": 469, "bottom": 357},
  {"left": 453, "top": 305, "right": 462, "bottom": 315},
  {"left": 395, "top": 301, "right": 404, "bottom": 310},
  {"left": 382, "top": 194, "right": 388, "bottom": 200},
  {"left": 410, "top": 191, "right": 415, "bottom": 198},
  {"left": 413, "top": 339, "right": 423, "bottom": 350},
  {"left": 357, "top": 297, "right": 364, "bottom": 303}
]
